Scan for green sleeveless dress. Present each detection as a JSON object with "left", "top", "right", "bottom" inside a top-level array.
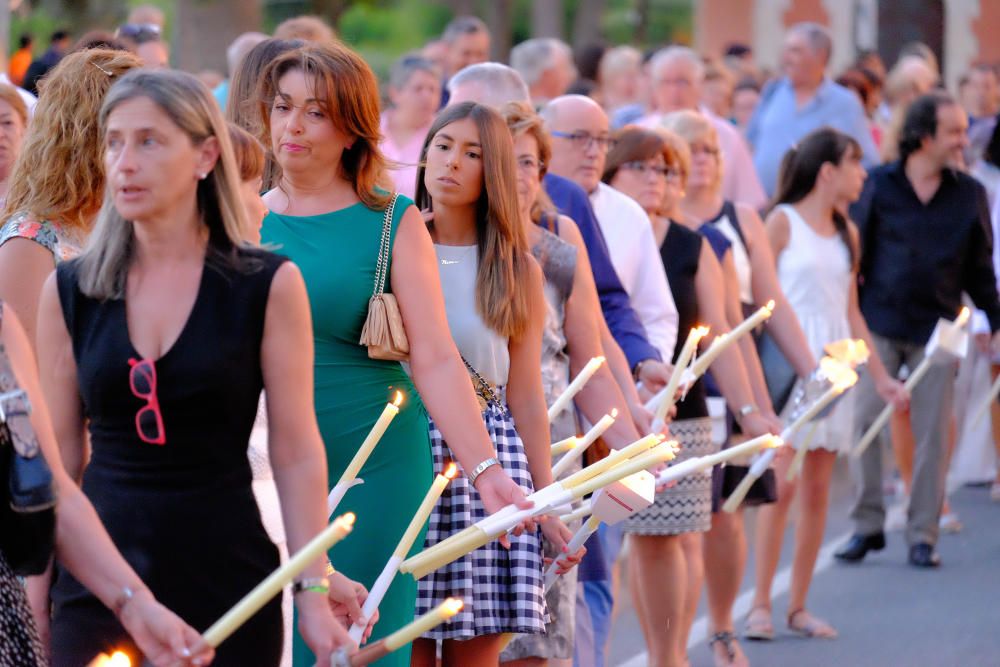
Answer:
[{"left": 261, "top": 197, "right": 432, "bottom": 667}]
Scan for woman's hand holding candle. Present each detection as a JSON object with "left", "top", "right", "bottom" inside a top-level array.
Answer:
[
  {"left": 112, "top": 588, "right": 214, "bottom": 667},
  {"left": 331, "top": 573, "right": 378, "bottom": 644},
  {"left": 540, "top": 517, "right": 587, "bottom": 577}
]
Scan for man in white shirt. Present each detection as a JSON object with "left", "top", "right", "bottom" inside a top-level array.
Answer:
[
  {"left": 639, "top": 46, "right": 766, "bottom": 210},
  {"left": 541, "top": 93, "right": 680, "bottom": 667},
  {"left": 542, "top": 95, "right": 680, "bottom": 368}
]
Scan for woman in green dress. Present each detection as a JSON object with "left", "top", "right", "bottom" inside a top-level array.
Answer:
[{"left": 257, "top": 44, "right": 537, "bottom": 667}]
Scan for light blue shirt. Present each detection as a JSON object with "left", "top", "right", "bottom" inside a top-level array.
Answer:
[
  {"left": 747, "top": 77, "right": 879, "bottom": 196},
  {"left": 213, "top": 79, "right": 229, "bottom": 112}
]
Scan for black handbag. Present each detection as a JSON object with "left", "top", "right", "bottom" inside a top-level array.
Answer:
[{"left": 0, "top": 342, "right": 57, "bottom": 576}]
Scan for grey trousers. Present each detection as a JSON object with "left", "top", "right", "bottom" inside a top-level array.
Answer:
[{"left": 850, "top": 333, "right": 956, "bottom": 546}]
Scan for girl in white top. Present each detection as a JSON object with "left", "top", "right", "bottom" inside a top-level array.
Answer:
[
  {"left": 750, "top": 128, "right": 907, "bottom": 641},
  {"left": 410, "top": 101, "right": 583, "bottom": 667}
]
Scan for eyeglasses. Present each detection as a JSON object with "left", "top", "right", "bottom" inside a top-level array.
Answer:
[
  {"left": 621, "top": 161, "right": 681, "bottom": 180},
  {"left": 550, "top": 130, "right": 616, "bottom": 152},
  {"left": 516, "top": 156, "right": 545, "bottom": 173},
  {"left": 129, "top": 358, "right": 165, "bottom": 446}
]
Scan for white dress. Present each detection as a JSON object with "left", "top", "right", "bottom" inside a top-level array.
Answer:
[{"left": 775, "top": 204, "right": 854, "bottom": 453}]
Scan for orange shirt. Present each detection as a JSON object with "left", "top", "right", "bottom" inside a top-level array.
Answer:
[{"left": 9, "top": 48, "right": 32, "bottom": 86}]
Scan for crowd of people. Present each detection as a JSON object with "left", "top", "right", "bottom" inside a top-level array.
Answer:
[{"left": 1, "top": 7, "right": 999, "bottom": 667}]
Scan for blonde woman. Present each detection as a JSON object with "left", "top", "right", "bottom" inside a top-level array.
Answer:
[
  {"left": 500, "top": 102, "right": 639, "bottom": 667},
  {"left": 0, "top": 48, "right": 141, "bottom": 349},
  {"left": 0, "top": 84, "right": 28, "bottom": 202},
  {"left": 36, "top": 69, "right": 351, "bottom": 666}
]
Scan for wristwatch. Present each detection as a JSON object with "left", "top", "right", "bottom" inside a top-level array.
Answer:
[
  {"left": 737, "top": 404, "right": 757, "bottom": 420},
  {"left": 632, "top": 359, "right": 651, "bottom": 382}
]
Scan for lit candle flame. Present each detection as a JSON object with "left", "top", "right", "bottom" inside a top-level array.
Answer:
[
  {"left": 443, "top": 598, "right": 465, "bottom": 615},
  {"left": 766, "top": 435, "right": 784, "bottom": 449},
  {"left": 696, "top": 325, "right": 711, "bottom": 338},
  {"left": 392, "top": 391, "right": 404, "bottom": 407},
  {"left": 819, "top": 357, "right": 858, "bottom": 392},
  {"left": 342, "top": 512, "right": 356, "bottom": 526},
  {"left": 765, "top": 299, "right": 776, "bottom": 312},
  {"left": 444, "top": 462, "right": 458, "bottom": 479},
  {"left": 610, "top": 408, "right": 619, "bottom": 418},
  {"left": 956, "top": 307, "right": 971, "bottom": 328},
  {"left": 86, "top": 652, "right": 131, "bottom": 667}
]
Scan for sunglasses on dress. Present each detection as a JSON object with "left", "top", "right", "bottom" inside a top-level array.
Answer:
[{"left": 129, "top": 357, "right": 165, "bottom": 445}]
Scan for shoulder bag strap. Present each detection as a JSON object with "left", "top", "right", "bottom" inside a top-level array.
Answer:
[{"left": 372, "top": 194, "right": 400, "bottom": 297}]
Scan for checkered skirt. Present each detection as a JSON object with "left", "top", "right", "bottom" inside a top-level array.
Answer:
[{"left": 415, "top": 390, "right": 547, "bottom": 639}]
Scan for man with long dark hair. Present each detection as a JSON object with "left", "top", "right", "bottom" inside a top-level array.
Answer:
[{"left": 837, "top": 91, "right": 1000, "bottom": 568}]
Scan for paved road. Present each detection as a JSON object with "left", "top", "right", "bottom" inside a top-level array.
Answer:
[{"left": 608, "top": 458, "right": 1000, "bottom": 667}]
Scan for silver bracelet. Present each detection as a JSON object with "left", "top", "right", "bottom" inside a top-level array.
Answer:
[{"left": 468, "top": 456, "right": 500, "bottom": 487}]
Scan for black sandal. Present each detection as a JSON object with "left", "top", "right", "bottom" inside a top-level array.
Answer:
[{"left": 709, "top": 630, "right": 737, "bottom": 662}]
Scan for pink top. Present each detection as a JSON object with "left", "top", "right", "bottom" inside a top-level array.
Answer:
[{"left": 379, "top": 112, "right": 431, "bottom": 199}]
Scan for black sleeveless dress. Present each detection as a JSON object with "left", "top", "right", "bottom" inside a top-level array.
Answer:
[
  {"left": 624, "top": 221, "right": 716, "bottom": 536},
  {"left": 49, "top": 248, "right": 286, "bottom": 667}
]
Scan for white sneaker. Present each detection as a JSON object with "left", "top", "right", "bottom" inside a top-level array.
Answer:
[
  {"left": 939, "top": 513, "right": 963, "bottom": 534},
  {"left": 885, "top": 499, "right": 908, "bottom": 532}
]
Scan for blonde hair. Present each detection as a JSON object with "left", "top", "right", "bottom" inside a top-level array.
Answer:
[
  {"left": 0, "top": 85, "right": 28, "bottom": 127},
  {"left": 1, "top": 49, "right": 142, "bottom": 231},
  {"left": 79, "top": 69, "right": 252, "bottom": 300},
  {"left": 660, "top": 109, "right": 723, "bottom": 192},
  {"left": 500, "top": 101, "right": 558, "bottom": 225},
  {"left": 653, "top": 127, "right": 692, "bottom": 186},
  {"left": 415, "top": 102, "right": 532, "bottom": 339},
  {"left": 258, "top": 43, "right": 390, "bottom": 211},
  {"left": 273, "top": 15, "right": 337, "bottom": 44}
]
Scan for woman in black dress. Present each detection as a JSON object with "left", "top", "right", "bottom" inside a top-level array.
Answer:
[{"left": 35, "top": 70, "right": 353, "bottom": 666}]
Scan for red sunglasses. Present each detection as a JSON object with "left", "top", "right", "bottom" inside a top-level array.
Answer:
[{"left": 128, "top": 357, "right": 166, "bottom": 445}]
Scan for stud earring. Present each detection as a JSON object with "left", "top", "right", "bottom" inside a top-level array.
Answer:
[{"left": 198, "top": 173, "right": 207, "bottom": 180}]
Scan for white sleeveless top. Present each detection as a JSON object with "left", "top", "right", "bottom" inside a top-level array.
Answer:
[
  {"left": 775, "top": 203, "right": 853, "bottom": 452},
  {"left": 435, "top": 244, "right": 510, "bottom": 386}
]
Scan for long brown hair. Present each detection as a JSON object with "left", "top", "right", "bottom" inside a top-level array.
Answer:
[
  {"left": 257, "top": 43, "right": 389, "bottom": 210},
  {"left": 415, "top": 102, "right": 532, "bottom": 339},
  {"left": 770, "top": 127, "right": 860, "bottom": 268},
  {"left": 2, "top": 48, "right": 142, "bottom": 230}
]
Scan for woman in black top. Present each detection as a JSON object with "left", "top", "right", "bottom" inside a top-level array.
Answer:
[
  {"left": 606, "top": 126, "right": 773, "bottom": 667},
  {"left": 35, "top": 70, "right": 354, "bottom": 666}
]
